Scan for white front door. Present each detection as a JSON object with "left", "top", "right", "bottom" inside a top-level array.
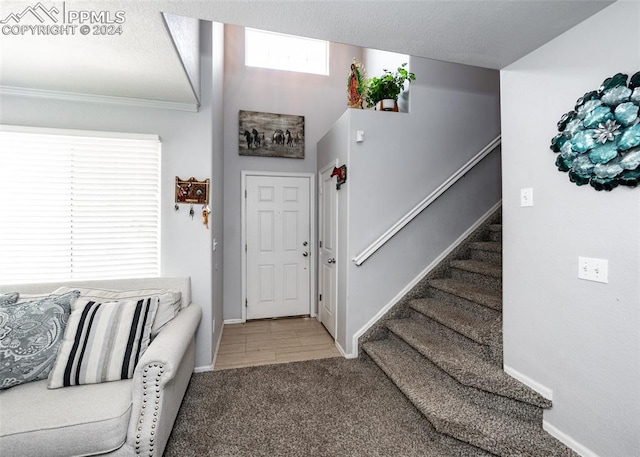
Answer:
[
  {"left": 245, "top": 175, "right": 311, "bottom": 320},
  {"left": 319, "top": 165, "right": 337, "bottom": 338}
]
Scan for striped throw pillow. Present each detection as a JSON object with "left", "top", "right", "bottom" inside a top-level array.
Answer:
[
  {"left": 50, "top": 286, "right": 181, "bottom": 337},
  {"left": 48, "top": 297, "right": 159, "bottom": 389}
]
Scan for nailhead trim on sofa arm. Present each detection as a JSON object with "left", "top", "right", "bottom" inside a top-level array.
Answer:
[
  {"left": 136, "top": 363, "right": 165, "bottom": 456},
  {"left": 126, "top": 303, "right": 201, "bottom": 457}
]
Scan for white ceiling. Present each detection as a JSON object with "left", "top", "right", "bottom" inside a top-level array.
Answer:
[{"left": 0, "top": 1, "right": 614, "bottom": 106}]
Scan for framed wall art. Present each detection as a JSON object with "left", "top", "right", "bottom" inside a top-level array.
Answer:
[{"left": 238, "top": 110, "right": 305, "bottom": 159}]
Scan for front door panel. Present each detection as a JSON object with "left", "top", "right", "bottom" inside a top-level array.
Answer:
[{"left": 246, "top": 175, "right": 310, "bottom": 320}]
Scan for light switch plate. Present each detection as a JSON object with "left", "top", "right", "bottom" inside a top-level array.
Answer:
[
  {"left": 520, "top": 188, "right": 533, "bottom": 207},
  {"left": 578, "top": 256, "right": 608, "bottom": 283}
]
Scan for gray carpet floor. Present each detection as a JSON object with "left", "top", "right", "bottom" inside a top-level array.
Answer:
[{"left": 164, "top": 357, "right": 455, "bottom": 457}]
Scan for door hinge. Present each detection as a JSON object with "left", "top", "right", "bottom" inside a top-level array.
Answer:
[
  {"left": 245, "top": 298, "right": 248, "bottom": 307},
  {"left": 245, "top": 189, "right": 247, "bottom": 198},
  {"left": 319, "top": 294, "right": 322, "bottom": 301},
  {"left": 319, "top": 240, "right": 323, "bottom": 248},
  {"left": 245, "top": 244, "right": 247, "bottom": 252}
]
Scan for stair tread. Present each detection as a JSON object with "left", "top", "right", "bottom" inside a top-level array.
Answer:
[
  {"left": 428, "top": 278, "right": 502, "bottom": 311},
  {"left": 386, "top": 319, "right": 551, "bottom": 409},
  {"left": 450, "top": 259, "right": 502, "bottom": 278},
  {"left": 488, "top": 224, "right": 502, "bottom": 232},
  {"left": 410, "top": 298, "right": 496, "bottom": 345},
  {"left": 469, "top": 241, "right": 502, "bottom": 252},
  {"left": 363, "top": 339, "right": 575, "bottom": 457}
]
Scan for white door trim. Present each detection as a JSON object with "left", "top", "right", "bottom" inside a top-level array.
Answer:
[
  {"left": 318, "top": 160, "right": 339, "bottom": 338},
  {"left": 241, "top": 170, "right": 316, "bottom": 323}
]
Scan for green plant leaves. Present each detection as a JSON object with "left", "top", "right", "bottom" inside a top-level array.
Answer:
[{"left": 364, "top": 63, "right": 416, "bottom": 108}]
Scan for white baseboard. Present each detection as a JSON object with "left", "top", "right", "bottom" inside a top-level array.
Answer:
[
  {"left": 223, "top": 318, "right": 243, "bottom": 325},
  {"left": 349, "top": 200, "right": 502, "bottom": 357},
  {"left": 194, "top": 320, "right": 226, "bottom": 374},
  {"left": 503, "top": 365, "right": 553, "bottom": 400},
  {"left": 335, "top": 340, "right": 357, "bottom": 359},
  {"left": 543, "top": 420, "right": 600, "bottom": 457}
]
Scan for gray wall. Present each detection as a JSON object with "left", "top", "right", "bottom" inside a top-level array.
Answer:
[
  {"left": 318, "top": 56, "right": 502, "bottom": 355},
  {"left": 501, "top": 2, "right": 640, "bottom": 455},
  {"left": 222, "top": 24, "right": 362, "bottom": 321},
  {"left": 0, "top": 22, "right": 221, "bottom": 370}
]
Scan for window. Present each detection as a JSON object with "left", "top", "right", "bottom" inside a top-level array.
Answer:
[
  {"left": 0, "top": 126, "right": 161, "bottom": 284},
  {"left": 245, "top": 28, "right": 329, "bottom": 75}
]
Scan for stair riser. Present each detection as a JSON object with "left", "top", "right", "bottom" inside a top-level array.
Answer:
[
  {"left": 466, "top": 383, "right": 543, "bottom": 424},
  {"left": 450, "top": 267, "right": 502, "bottom": 290},
  {"left": 387, "top": 332, "right": 543, "bottom": 425},
  {"left": 408, "top": 308, "right": 492, "bottom": 361},
  {"left": 490, "top": 331, "right": 504, "bottom": 367},
  {"left": 433, "top": 433, "right": 494, "bottom": 457},
  {"left": 470, "top": 248, "right": 502, "bottom": 265},
  {"left": 428, "top": 286, "right": 502, "bottom": 313},
  {"left": 489, "top": 231, "right": 502, "bottom": 242}
]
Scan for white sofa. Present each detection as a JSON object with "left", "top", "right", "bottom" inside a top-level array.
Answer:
[{"left": 0, "top": 277, "right": 202, "bottom": 457}]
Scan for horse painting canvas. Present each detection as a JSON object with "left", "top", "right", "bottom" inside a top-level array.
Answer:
[{"left": 239, "top": 110, "right": 305, "bottom": 159}]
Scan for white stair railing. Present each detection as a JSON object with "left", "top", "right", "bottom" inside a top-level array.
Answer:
[{"left": 353, "top": 135, "right": 501, "bottom": 266}]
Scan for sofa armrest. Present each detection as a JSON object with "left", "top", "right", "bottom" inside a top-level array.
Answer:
[
  {"left": 137, "top": 303, "right": 202, "bottom": 381},
  {"left": 126, "top": 303, "right": 202, "bottom": 456}
]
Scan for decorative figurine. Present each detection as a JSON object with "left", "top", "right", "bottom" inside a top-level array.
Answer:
[
  {"left": 347, "top": 58, "right": 366, "bottom": 109},
  {"left": 330, "top": 165, "right": 348, "bottom": 190}
]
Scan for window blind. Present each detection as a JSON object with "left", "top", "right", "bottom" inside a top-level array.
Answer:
[{"left": 0, "top": 126, "right": 161, "bottom": 284}]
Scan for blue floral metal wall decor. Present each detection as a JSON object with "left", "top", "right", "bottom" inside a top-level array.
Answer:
[{"left": 550, "top": 71, "right": 640, "bottom": 191}]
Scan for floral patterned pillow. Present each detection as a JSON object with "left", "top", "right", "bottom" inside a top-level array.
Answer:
[
  {"left": 0, "top": 292, "right": 19, "bottom": 306},
  {"left": 0, "top": 291, "right": 80, "bottom": 390}
]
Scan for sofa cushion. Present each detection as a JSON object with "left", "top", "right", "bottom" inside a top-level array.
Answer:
[
  {"left": 52, "top": 286, "right": 181, "bottom": 337},
  {"left": 0, "top": 291, "right": 80, "bottom": 390},
  {"left": 48, "top": 297, "right": 158, "bottom": 389},
  {"left": 0, "top": 378, "right": 131, "bottom": 457},
  {"left": 0, "top": 292, "right": 18, "bottom": 306}
]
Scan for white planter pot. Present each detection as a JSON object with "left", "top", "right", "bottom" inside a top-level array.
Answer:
[{"left": 379, "top": 99, "right": 397, "bottom": 111}]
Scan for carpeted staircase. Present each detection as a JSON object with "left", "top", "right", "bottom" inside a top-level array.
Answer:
[{"left": 361, "top": 213, "right": 577, "bottom": 456}]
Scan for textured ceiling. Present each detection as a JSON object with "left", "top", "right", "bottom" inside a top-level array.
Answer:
[
  {"left": 0, "top": 1, "right": 196, "bottom": 104},
  {"left": 174, "top": 0, "right": 614, "bottom": 70},
  {"left": 0, "top": 1, "right": 614, "bottom": 105}
]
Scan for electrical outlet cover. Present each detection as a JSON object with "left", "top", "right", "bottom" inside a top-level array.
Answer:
[
  {"left": 520, "top": 188, "right": 533, "bottom": 207},
  {"left": 578, "top": 256, "right": 608, "bottom": 283}
]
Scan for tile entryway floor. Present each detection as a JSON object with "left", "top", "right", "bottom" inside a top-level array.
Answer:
[{"left": 214, "top": 317, "right": 341, "bottom": 370}]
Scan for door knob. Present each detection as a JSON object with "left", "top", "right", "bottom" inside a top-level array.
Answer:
[
  {"left": 303, "top": 251, "right": 309, "bottom": 257},
  {"left": 327, "top": 258, "right": 335, "bottom": 264}
]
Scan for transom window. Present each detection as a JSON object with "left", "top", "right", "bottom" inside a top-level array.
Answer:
[
  {"left": 0, "top": 126, "right": 161, "bottom": 284},
  {"left": 245, "top": 27, "right": 329, "bottom": 76}
]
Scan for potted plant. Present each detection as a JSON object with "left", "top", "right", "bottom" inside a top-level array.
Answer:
[{"left": 365, "top": 63, "right": 416, "bottom": 111}]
